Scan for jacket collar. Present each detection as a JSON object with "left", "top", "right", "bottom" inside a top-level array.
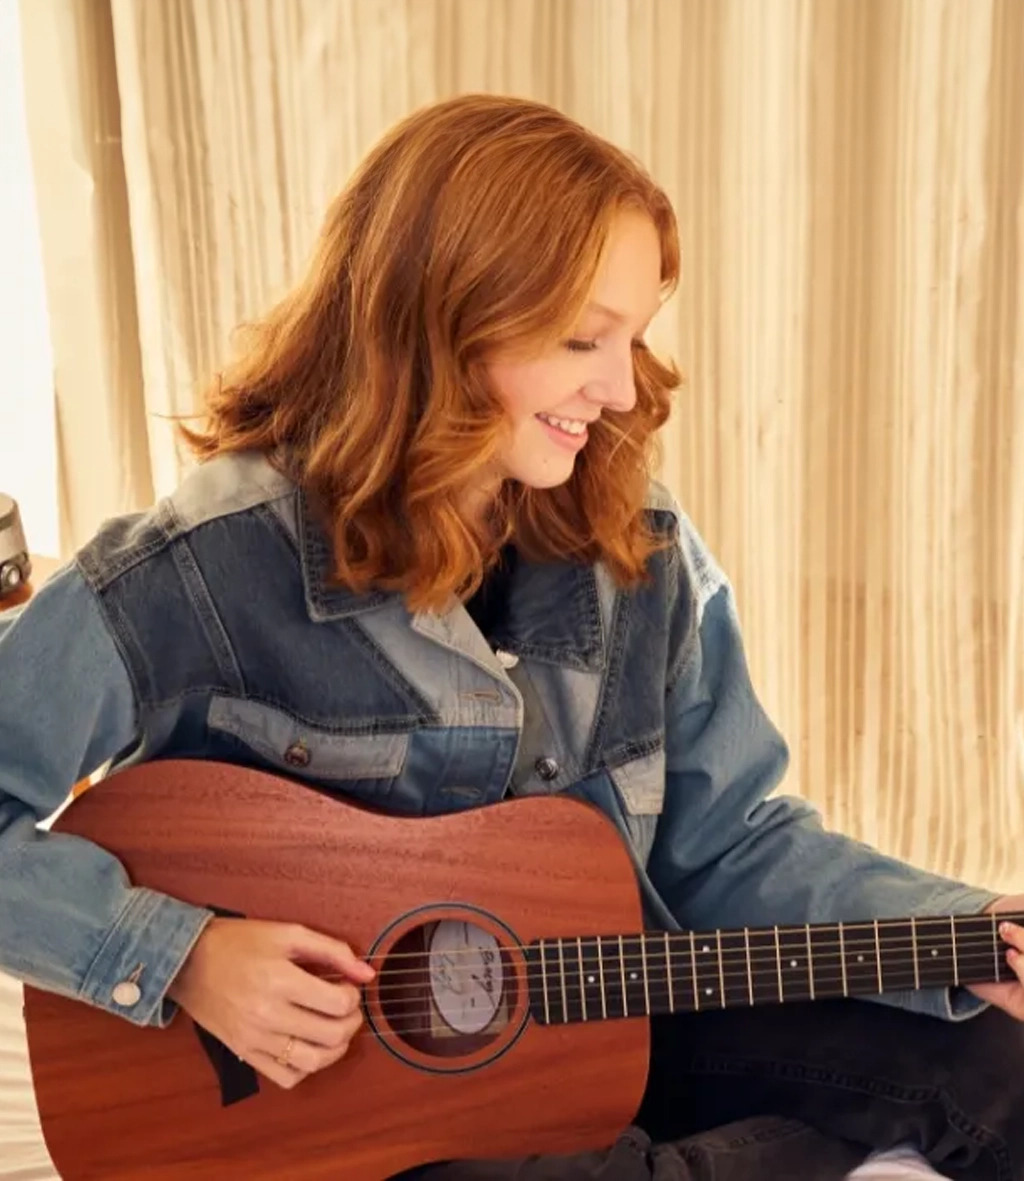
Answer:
[{"left": 297, "top": 490, "right": 606, "bottom": 672}]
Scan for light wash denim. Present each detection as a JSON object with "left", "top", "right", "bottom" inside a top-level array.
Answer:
[{"left": 0, "top": 452, "right": 996, "bottom": 1028}]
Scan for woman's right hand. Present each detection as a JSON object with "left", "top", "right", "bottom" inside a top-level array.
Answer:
[{"left": 166, "top": 917, "right": 375, "bottom": 1089}]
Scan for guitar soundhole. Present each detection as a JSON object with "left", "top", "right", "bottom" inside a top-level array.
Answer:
[{"left": 377, "top": 919, "right": 518, "bottom": 1059}]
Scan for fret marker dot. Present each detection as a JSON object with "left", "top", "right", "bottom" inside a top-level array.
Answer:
[
  {"left": 702, "top": 945, "right": 711, "bottom": 953},
  {"left": 630, "top": 972, "right": 638, "bottom": 981},
  {"left": 790, "top": 959, "right": 798, "bottom": 968},
  {"left": 857, "top": 955, "right": 865, "bottom": 963},
  {"left": 587, "top": 975, "right": 596, "bottom": 984},
  {"left": 931, "top": 949, "right": 938, "bottom": 957},
  {"left": 705, "top": 987, "right": 713, "bottom": 995}
]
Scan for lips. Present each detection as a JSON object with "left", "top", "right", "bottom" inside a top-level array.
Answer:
[
  {"left": 535, "top": 412, "right": 591, "bottom": 436},
  {"left": 535, "top": 413, "right": 590, "bottom": 451}
]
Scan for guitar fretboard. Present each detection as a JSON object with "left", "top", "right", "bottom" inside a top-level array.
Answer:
[{"left": 524, "top": 912, "right": 1022, "bottom": 1024}]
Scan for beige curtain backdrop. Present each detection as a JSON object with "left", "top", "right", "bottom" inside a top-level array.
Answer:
[{"left": 17, "top": 0, "right": 1024, "bottom": 893}]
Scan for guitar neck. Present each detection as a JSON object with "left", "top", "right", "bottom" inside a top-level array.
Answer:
[{"left": 526, "top": 911, "right": 1023, "bottom": 1025}]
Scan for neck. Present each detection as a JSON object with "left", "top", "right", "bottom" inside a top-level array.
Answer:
[{"left": 525, "top": 911, "right": 1024, "bottom": 1025}]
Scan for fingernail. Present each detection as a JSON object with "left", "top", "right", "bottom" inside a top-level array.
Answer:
[{"left": 1000, "top": 922, "right": 1015, "bottom": 937}]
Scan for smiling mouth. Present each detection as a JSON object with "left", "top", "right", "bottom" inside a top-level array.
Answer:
[{"left": 535, "top": 412, "right": 590, "bottom": 437}]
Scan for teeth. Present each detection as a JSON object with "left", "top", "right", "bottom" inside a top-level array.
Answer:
[{"left": 537, "top": 413, "right": 587, "bottom": 436}]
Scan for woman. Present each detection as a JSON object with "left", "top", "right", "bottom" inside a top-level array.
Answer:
[{"left": 1, "top": 95, "right": 1022, "bottom": 1181}]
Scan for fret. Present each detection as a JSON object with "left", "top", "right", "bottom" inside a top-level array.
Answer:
[
  {"left": 876, "top": 919, "right": 917, "bottom": 992},
  {"left": 950, "top": 916, "right": 959, "bottom": 986},
  {"left": 597, "top": 936, "right": 627, "bottom": 1019},
  {"left": 839, "top": 922, "right": 849, "bottom": 995},
  {"left": 949, "top": 914, "right": 1017, "bottom": 987},
  {"left": 987, "top": 914, "right": 1023, "bottom": 985},
  {"left": 913, "top": 917, "right": 957, "bottom": 989},
  {"left": 692, "top": 931, "right": 724, "bottom": 1008},
  {"left": 642, "top": 934, "right": 671, "bottom": 1016},
  {"left": 841, "top": 922, "right": 883, "bottom": 994},
  {"left": 620, "top": 935, "right": 648, "bottom": 1016},
  {"left": 994, "top": 916, "right": 1020, "bottom": 984},
  {"left": 667, "top": 933, "right": 696, "bottom": 1013},
  {"left": 717, "top": 928, "right": 753, "bottom": 1007},
  {"left": 873, "top": 920, "right": 883, "bottom": 991},
  {"left": 576, "top": 937, "right": 587, "bottom": 1021},
  {"left": 911, "top": 916, "right": 920, "bottom": 990},
  {"left": 596, "top": 936, "right": 608, "bottom": 1019},
  {"left": 557, "top": 938, "right": 585, "bottom": 1022},
  {"left": 664, "top": 932, "right": 675, "bottom": 1013},
  {"left": 578, "top": 936, "right": 607, "bottom": 1020},
  {"left": 777, "top": 923, "right": 815, "bottom": 1002},
  {"left": 618, "top": 935, "right": 629, "bottom": 1017},
  {"left": 743, "top": 927, "right": 754, "bottom": 1004},
  {"left": 525, "top": 940, "right": 554, "bottom": 1024},
  {"left": 807, "top": 922, "right": 846, "bottom": 999},
  {"left": 991, "top": 913, "right": 1000, "bottom": 985},
  {"left": 746, "top": 927, "right": 784, "bottom": 1005},
  {"left": 774, "top": 925, "right": 783, "bottom": 1002},
  {"left": 689, "top": 930, "right": 699, "bottom": 1011},
  {"left": 640, "top": 935, "right": 651, "bottom": 1014},
  {"left": 805, "top": 924, "right": 815, "bottom": 1000}
]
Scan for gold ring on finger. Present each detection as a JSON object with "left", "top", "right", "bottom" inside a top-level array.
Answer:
[{"left": 276, "top": 1035, "right": 296, "bottom": 1068}]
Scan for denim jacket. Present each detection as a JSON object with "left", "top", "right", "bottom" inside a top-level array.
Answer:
[{"left": 0, "top": 452, "right": 995, "bottom": 1029}]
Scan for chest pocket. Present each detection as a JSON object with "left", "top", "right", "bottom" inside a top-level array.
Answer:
[
  {"left": 607, "top": 745, "right": 666, "bottom": 867},
  {"left": 206, "top": 695, "right": 408, "bottom": 803}
]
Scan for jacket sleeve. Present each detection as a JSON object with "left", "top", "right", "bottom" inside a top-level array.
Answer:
[
  {"left": 648, "top": 510, "right": 998, "bottom": 1021},
  {"left": 0, "top": 564, "right": 211, "bottom": 1026}
]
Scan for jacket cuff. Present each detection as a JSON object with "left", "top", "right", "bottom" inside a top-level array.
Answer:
[{"left": 78, "top": 887, "right": 213, "bottom": 1027}]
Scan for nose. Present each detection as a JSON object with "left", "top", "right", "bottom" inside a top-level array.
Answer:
[{"left": 586, "top": 347, "right": 637, "bottom": 414}]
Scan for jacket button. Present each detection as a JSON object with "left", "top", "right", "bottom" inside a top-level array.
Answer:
[
  {"left": 535, "top": 757, "right": 559, "bottom": 782},
  {"left": 112, "top": 981, "right": 142, "bottom": 1007},
  {"left": 283, "top": 741, "right": 310, "bottom": 768},
  {"left": 495, "top": 649, "right": 519, "bottom": 669}
]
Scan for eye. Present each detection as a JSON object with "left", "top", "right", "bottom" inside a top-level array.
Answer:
[{"left": 564, "top": 337, "right": 649, "bottom": 354}]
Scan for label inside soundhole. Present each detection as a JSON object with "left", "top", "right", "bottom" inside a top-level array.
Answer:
[{"left": 428, "top": 921, "right": 503, "bottom": 1034}]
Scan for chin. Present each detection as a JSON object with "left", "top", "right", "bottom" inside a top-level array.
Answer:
[{"left": 512, "top": 462, "right": 576, "bottom": 491}]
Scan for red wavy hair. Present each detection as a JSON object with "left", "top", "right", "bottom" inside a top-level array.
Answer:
[{"left": 183, "top": 94, "right": 681, "bottom": 612}]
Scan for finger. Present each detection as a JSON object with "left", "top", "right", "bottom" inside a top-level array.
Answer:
[
  {"left": 282, "top": 962, "right": 365, "bottom": 1018},
  {"left": 243, "top": 1048, "right": 309, "bottom": 1091},
  {"left": 999, "top": 921, "right": 1024, "bottom": 951},
  {"left": 968, "top": 980, "right": 1024, "bottom": 1020},
  {"left": 278, "top": 1016, "right": 363, "bottom": 1074},
  {"left": 282, "top": 1002, "right": 365, "bottom": 1050},
  {"left": 997, "top": 923, "right": 1024, "bottom": 987},
  {"left": 281, "top": 924, "right": 375, "bottom": 983}
]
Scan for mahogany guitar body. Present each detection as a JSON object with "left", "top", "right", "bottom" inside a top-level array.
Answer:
[{"left": 23, "top": 761, "right": 649, "bottom": 1180}]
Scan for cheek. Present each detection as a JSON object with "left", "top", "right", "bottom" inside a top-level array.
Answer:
[{"left": 490, "top": 359, "right": 569, "bottom": 421}]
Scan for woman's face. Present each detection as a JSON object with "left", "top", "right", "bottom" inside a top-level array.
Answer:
[{"left": 486, "top": 210, "right": 664, "bottom": 491}]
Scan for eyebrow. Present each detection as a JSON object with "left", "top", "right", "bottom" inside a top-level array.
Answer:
[{"left": 585, "top": 300, "right": 662, "bottom": 327}]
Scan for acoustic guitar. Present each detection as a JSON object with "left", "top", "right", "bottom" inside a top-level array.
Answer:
[{"left": 23, "top": 760, "right": 1019, "bottom": 1180}]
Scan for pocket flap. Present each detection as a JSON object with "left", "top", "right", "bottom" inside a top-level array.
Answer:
[{"left": 207, "top": 695, "right": 408, "bottom": 780}]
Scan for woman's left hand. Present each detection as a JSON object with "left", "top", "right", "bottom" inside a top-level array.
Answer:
[{"left": 967, "top": 894, "right": 1024, "bottom": 1020}]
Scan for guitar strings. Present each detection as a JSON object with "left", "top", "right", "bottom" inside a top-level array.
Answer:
[
  {"left": 308, "top": 935, "right": 1018, "bottom": 993},
  {"left": 313, "top": 912, "right": 1024, "bottom": 971},
  {"left": 302, "top": 916, "right": 1023, "bottom": 981},
  {"left": 340, "top": 947, "right": 1016, "bottom": 1040}
]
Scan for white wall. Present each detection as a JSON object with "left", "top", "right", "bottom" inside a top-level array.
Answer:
[{"left": 0, "top": 0, "right": 58, "bottom": 557}]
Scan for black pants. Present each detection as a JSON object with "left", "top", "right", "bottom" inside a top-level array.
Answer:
[{"left": 403, "top": 999, "right": 1024, "bottom": 1180}]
